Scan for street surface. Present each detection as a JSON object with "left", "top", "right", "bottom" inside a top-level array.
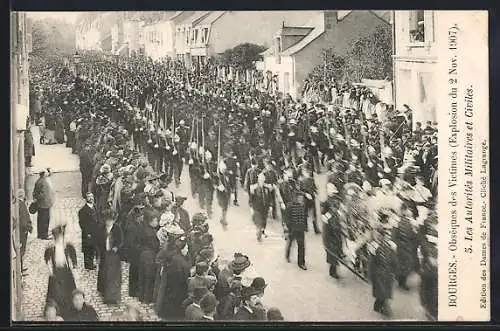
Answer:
[{"left": 21, "top": 129, "right": 426, "bottom": 321}]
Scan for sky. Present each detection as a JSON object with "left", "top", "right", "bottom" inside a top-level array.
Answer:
[{"left": 26, "top": 12, "right": 79, "bottom": 24}]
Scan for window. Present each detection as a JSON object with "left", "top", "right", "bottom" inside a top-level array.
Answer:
[
  {"left": 409, "top": 10, "right": 425, "bottom": 43},
  {"left": 203, "top": 28, "right": 209, "bottom": 44},
  {"left": 194, "top": 29, "right": 199, "bottom": 44}
]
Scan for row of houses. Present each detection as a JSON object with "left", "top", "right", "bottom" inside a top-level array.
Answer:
[{"left": 76, "top": 10, "right": 439, "bottom": 125}]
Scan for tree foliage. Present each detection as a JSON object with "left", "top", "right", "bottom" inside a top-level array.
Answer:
[
  {"left": 308, "top": 25, "right": 392, "bottom": 84},
  {"left": 346, "top": 25, "right": 393, "bottom": 82},
  {"left": 30, "top": 18, "right": 76, "bottom": 66},
  {"left": 216, "top": 43, "right": 267, "bottom": 70}
]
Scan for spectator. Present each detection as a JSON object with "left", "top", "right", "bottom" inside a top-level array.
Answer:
[
  {"left": 43, "top": 299, "right": 64, "bottom": 321},
  {"left": 66, "top": 289, "right": 99, "bottom": 321}
]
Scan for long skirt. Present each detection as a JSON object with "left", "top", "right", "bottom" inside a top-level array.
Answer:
[
  {"left": 97, "top": 250, "right": 122, "bottom": 304},
  {"left": 138, "top": 250, "right": 157, "bottom": 303},
  {"left": 46, "top": 266, "right": 76, "bottom": 319},
  {"left": 128, "top": 260, "right": 140, "bottom": 297},
  {"left": 154, "top": 267, "right": 168, "bottom": 317}
]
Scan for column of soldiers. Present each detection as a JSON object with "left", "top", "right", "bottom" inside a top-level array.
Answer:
[{"left": 42, "top": 53, "right": 438, "bottom": 321}]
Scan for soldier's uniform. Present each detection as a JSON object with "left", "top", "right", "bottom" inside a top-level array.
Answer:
[
  {"left": 198, "top": 151, "right": 217, "bottom": 218},
  {"left": 216, "top": 163, "right": 231, "bottom": 229},
  {"left": 171, "top": 134, "right": 183, "bottom": 187},
  {"left": 187, "top": 143, "right": 200, "bottom": 198},
  {"left": 223, "top": 150, "right": 239, "bottom": 206},
  {"left": 298, "top": 169, "right": 320, "bottom": 234}
]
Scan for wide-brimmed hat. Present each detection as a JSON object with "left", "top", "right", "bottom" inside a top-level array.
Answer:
[{"left": 229, "top": 253, "right": 251, "bottom": 273}]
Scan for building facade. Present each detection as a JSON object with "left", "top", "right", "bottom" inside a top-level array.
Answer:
[
  {"left": 262, "top": 10, "right": 390, "bottom": 99},
  {"left": 11, "top": 12, "right": 31, "bottom": 321},
  {"left": 123, "top": 19, "right": 144, "bottom": 57},
  {"left": 189, "top": 11, "right": 316, "bottom": 66},
  {"left": 393, "top": 10, "right": 437, "bottom": 128}
]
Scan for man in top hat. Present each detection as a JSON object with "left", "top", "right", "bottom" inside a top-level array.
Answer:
[{"left": 285, "top": 190, "right": 308, "bottom": 270}]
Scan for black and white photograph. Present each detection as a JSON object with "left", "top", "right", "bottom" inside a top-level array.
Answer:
[{"left": 10, "top": 9, "right": 487, "bottom": 323}]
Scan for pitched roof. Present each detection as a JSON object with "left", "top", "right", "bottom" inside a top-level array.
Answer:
[
  {"left": 193, "top": 11, "right": 225, "bottom": 27},
  {"left": 177, "top": 11, "right": 211, "bottom": 27},
  {"left": 277, "top": 26, "right": 314, "bottom": 37},
  {"left": 280, "top": 26, "right": 324, "bottom": 56}
]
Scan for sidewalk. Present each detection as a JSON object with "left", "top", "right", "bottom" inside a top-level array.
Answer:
[{"left": 28, "top": 126, "right": 79, "bottom": 174}]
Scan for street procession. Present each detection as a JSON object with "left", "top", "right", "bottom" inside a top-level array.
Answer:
[{"left": 13, "top": 11, "right": 438, "bottom": 322}]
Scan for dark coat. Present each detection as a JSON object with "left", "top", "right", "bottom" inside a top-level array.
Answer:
[
  {"left": 175, "top": 207, "right": 191, "bottom": 233},
  {"left": 234, "top": 305, "right": 266, "bottom": 321},
  {"left": 217, "top": 292, "right": 241, "bottom": 320},
  {"left": 78, "top": 204, "right": 99, "bottom": 247},
  {"left": 321, "top": 200, "right": 344, "bottom": 264},
  {"left": 96, "top": 222, "right": 124, "bottom": 301},
  {"left": 285, "top": 201, "right": 307, "bottom": 232},
  {"left": 19, "top": 201, "right": 32, "bottom": 247},
  {"left": 24, "top": 130, "right": 35, "bottom": 157},
  {"left": 370, "top": 240, "right": 398, "bottom": 300},
  {"left": 393, "top": 217, "right": 419, "bottom": 276},
  {"left": 156, "top": 251, "right": 192, "bottom": 320},
  {"left": 33, "top": 177, "right": 55, "bottom": 209}
]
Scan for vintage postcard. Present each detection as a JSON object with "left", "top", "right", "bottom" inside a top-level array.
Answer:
[{"left": 10, "top": 10, "right": 489, "bottom": 323}]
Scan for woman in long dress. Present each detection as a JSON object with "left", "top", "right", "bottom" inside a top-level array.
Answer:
[
  {"left": 138, "top": 208, "right": 160, "bottom": 304},
  {"left": 55, "top": 112, "right": 65, "bottom": 144},
  {"left": 97, "top": 208, "right": 123, "bottom": 304},
  {"left": 155, "top": 236, "right": 191, "bottom": 320},
  {"left": 44, "top": 225, "right": 77, "bottom": 319}
]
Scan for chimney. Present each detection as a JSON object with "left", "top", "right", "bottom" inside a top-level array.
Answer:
[{"left": 323, "top": 10, "right": 338, "bottom": 30}]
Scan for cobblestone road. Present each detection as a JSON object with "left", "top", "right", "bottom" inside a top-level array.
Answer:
[{"left": 21, "top": 142, "right": 426, "bottom": 321}]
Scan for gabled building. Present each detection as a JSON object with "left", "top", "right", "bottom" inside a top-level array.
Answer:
[
  {"left": 393, "top": 10, "right": 437, "bottom": 128},
  {"left": 175, "top": 11, "right": 211, "bottom": 66},
  {"left": 189, "top": 10, "right": 318, "bottom": 66},
  {"left": 261, "top": 10, "right": 390, "bottom": 99},
  {"left": 142, "top": 11, "right": 179, "bottom": 61}
]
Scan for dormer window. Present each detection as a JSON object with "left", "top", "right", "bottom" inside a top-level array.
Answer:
[{"left": 409, "top": 10, "right": 425, "bottom": 43}]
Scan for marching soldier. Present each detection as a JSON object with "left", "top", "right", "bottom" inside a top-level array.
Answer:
[
  {"left": 321, "top": 182, "right": 344, "bottom": 279},
  {"left": 199, "top": 150, "right": 216, "bottom": 218},
  {"left": 188, "top": 142, "right": 200, "bottom": 198},
  {"left": 216, "top": 160, "right": 231, "bottom": 230},
  {"left": 368, "top": 227, "right": 398, "bottom": 318},
  {"left": 163, "top": 129, "right": 173, "bottom": 182},
  {"left": 298, "top": 167, "right": 320, "bottom": 234},
  {"left": 261, "top": 158, "right": 279, "bottom": 220},
  {"left": 171, "top": 134, "right": 183, "bottom": 187},
  {"left": 223, "top": 147, "right": 240, "bottom": 206},
  {"left": 277, "top": 167, "right": 296, "bottom": 236}
]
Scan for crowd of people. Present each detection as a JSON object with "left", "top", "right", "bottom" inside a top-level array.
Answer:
[{"left": 26, "top": 52, "right": 438, "bottom": 322}]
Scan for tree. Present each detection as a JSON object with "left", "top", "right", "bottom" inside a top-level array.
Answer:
[
  {"left": 306, "top": 24, "right": 392, "bottom": 86},
  {"left": 345, "top": 25, "right": 393, "bottom": 82},
  {"left": 216, "top": 43, "right": 267, "bottom": 70},
  {"left": 30, "top": 18, "right": 76, "bottom": 66}
]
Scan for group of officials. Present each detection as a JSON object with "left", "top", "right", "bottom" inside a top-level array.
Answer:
[{"left": 28, "top": 53, "right": 438, "bottom": 321}]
